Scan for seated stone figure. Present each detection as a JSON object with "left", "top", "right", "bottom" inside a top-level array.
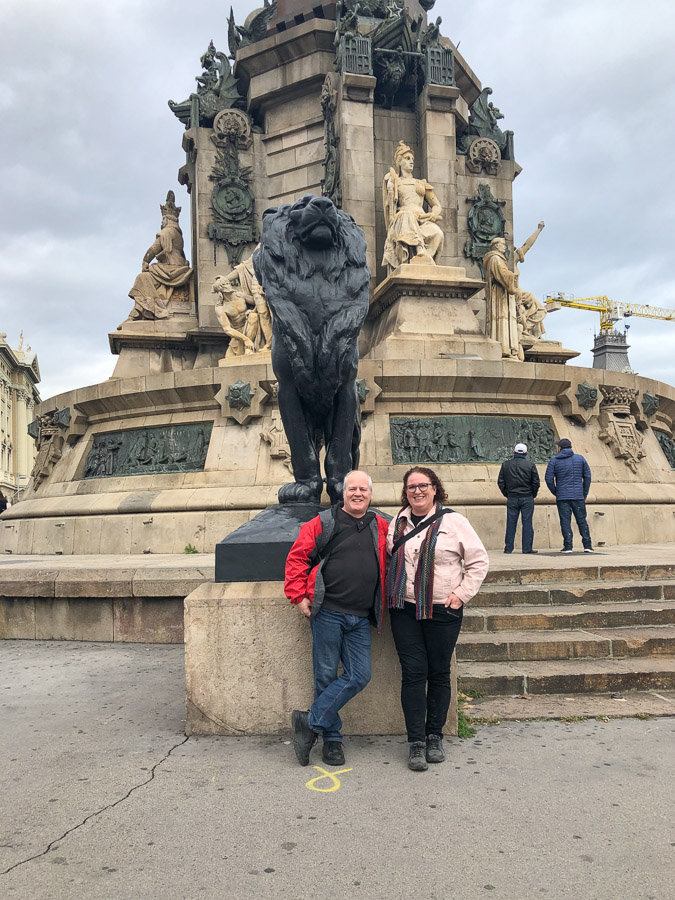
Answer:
[
  {"left": 212, "top": 248, "right": 272, "bottom": 358},
  {"left": 382, "top": 140, "right": 444, "bottom": 271},
  {"left": 126, "top": 192, "right": 193, "bottom": 321}
]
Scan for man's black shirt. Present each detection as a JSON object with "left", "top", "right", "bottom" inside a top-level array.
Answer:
[{"left": 321, "top": 508, "right": 379, "bottom": 617}]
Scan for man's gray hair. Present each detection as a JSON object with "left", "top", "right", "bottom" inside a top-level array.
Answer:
[{"left": 344, "top": 470, "right": 372, "bottom": 490}]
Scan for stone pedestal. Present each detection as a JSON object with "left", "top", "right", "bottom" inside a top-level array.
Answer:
[
  {"left": 184, "top": 580, "right": 458, "bottom": 736},
  {"left": 365, "top": 264, "right": 502, "bottom": 361},
  {"left": 522, "top": 339, "right": 580, "bottom": 366}
]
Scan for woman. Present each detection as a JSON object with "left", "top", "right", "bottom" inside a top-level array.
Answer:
[
  {"left": 381, "top": 141, "right": 444, "bottom": 271},
  {"left": 387, "top": 466, "right": 489, "bottom": 771}
]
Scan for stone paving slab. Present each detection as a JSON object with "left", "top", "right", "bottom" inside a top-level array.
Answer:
[
  {"left": 464, "top": 690, "right": 675, "bottom": 722},
  {"left": 0, "top": 641, "right": 673, "bottom": 900}
]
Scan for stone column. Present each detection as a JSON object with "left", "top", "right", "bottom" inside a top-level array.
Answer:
[
  {"left": 338, "top": 73, "right": 378, "bottom": 279},
  {"left": 419, "top": 83, "right": 468, "bottom": 266},
  {"left": 13, "top": 388, "right": 30, "bottom": 481},
  {"left": 24, "top": 398, "right": 36, "bottom": 478}
]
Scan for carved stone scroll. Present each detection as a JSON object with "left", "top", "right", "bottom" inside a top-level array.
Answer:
[{"left": 466, "top": 138, "right": 502, "bottom": 176}]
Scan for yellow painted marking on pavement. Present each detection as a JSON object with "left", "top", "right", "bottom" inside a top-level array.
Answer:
[{"left": 305, "top": 766, "right": 353, "bottom": 793}]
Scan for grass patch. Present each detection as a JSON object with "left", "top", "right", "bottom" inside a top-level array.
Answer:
[
  {"left": 184, "top": 544, "right": 198, "bottom": 554},
  {"left": 457, "top": 707, "right": 477, "bottom": 738},
  {"left": 560, "top": 715, "right": 589, "bottom": 724},
  {"left": 633, "top": 712, "right": 652, "bottom": 720}
]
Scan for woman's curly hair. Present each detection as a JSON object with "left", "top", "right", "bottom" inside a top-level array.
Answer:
[{"left": 400, "top": 466, "right": 448, "bottom": 507}]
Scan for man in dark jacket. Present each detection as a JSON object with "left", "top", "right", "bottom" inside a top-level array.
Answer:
[
  {"left": 498, "top": 442, "right": 540, "bottom": 554},
  {"left": 545, "top": 438, "right": 593, "bottom": 553},
  {"left": 285, "top": 470, "right": 389, "bottom": 768}
]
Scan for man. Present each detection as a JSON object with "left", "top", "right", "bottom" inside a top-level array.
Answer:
[
  {"left": 285, "top": 471, "right": 389, "bottom": 767},
  {"left": 497, "top": 442, "right": 540, "bottom": 554},
  {"left": 545, "top": 438, "right": 593, "bottom": 553}
]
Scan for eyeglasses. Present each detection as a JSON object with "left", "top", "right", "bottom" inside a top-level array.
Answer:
[{"left": 406, "top": 482, "right": 433, "bottom": 493}]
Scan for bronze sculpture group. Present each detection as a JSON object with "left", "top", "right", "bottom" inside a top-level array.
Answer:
[{"left": 122, "top": 137, "right": 549, "bottom": 505}]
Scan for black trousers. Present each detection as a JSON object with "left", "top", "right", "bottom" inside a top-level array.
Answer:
[{"left": 389, "top": 601, "right": 463, "bottom": 742}]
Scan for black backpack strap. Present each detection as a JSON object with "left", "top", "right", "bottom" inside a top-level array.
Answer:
[{"left": 391, "top": 508, "right": 454, "bottom": 555}]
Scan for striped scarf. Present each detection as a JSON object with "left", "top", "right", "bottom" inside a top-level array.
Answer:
[{"left": 387, "top": 502, "right": 444, "bottom": 620}]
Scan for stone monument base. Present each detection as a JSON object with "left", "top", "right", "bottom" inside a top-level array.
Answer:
[
  {"left": 365, "top": 264, "right": 501, "bottom": 361},
  {"left": 184, "top": 580, "right": 458, "bottom": 736}
]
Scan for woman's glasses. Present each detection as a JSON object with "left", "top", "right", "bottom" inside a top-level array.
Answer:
[{"left": 406, "top": 482, "right": 433, "bottom": 493}]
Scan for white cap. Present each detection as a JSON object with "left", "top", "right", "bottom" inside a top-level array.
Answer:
[{"left": 514, "top": 443, "right": 528, "bottom": 454}]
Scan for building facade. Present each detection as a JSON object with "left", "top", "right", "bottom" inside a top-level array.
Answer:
[{"left": 0, "top": 334, "right": 40, "bottom": 502}]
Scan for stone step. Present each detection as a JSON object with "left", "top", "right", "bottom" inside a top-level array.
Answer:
[
  {"left": 462, "top": 600, "right": 675, "bottom": 633},
  {"left": 456, "top": 626, "right": 675, "bottom": 663},
  {"left": 483, "top": 562, "right": 675, "bottom": 587},
  {"left": 462, "top": 690, "right": 675, "bottom": 723},
  {"left": 457, "top": 657, "right": 675, "bottom": 696},
  {"left": 474, "top": 580, "right": 674, "bottom": 608}
]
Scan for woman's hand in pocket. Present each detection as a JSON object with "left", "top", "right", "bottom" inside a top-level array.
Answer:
[{"left": 445, "top": 593, "right": 463, "bottom": 610}]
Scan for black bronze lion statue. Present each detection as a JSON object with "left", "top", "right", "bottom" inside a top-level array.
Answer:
[{"left": 253, "top": 194, "right": 371, "bottom": 504}]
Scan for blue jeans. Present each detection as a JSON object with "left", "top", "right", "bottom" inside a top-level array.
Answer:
[
  {"left": 504, "top": 495, "right": 535, "bottom": 552},
  {"left": 557, "top": 499, "right": 592, "bottom": 550},
  {"left": 309, "top": 608, "right": 372, "bottom": 743}
]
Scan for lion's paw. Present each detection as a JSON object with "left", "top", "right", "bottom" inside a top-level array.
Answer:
[
  {"left": 326, "top": 478, "right": 345, "bottom": 505},
  {"left": 278, "top": 480, "right": 322, "bottom": 504}
]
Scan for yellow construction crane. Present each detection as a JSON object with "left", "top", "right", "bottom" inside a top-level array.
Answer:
[{"left": 545, "top": 293, "right": 675, "bottom": 333}]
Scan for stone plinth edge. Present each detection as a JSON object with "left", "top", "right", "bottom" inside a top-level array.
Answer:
[{"left": 184, "top": 580, "right": 456, "bottom": 736}]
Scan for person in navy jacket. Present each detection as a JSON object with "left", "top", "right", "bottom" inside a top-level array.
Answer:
[{"left": 545, "top": 438, "right": 594, "bottom": 553}]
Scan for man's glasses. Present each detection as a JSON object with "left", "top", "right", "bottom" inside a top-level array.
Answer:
[{"left": 406, "top": 482, "right": 433, "bottom": 493}]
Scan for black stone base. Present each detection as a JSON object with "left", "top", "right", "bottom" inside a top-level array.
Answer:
[{"left": 215, "top": 503, "right": 323, "bottom": 583}]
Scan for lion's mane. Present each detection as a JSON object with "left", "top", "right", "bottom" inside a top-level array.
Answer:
[{"left": 254, "top": 195, "right": 370, "bottom": 418}]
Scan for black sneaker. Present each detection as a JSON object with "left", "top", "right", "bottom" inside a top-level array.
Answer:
[
  {"left": 291, "top": 709, "right": 318, "bottom": 766},
  {"left": 561, "top": 548, "right": 573, "bottom": 554},
  {"left": 426, "top": 734, "right": 445, "bottom": 763},
  {"left": 522, "top": 549, "right": 538, "bottom": 554},
  {"left": 583, "top": 547, "right": 595, "bottom": 553},
  {"left": 408, "top": 741, "right": 428, "bottom": 771},
  {"left": 322, "top": 741, "right": 345, "bottom": 766}
]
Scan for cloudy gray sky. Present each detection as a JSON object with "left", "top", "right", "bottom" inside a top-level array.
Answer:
[{"left": 2, "top": 0, "right": 675, "bottom": 401}]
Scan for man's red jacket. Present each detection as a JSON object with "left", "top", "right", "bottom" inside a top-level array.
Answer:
[{"left": 284, "top": 506, "right": 390, "bottom": 632}]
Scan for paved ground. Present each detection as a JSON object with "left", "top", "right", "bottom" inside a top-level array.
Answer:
[{"left": 0, "top": 641, "right": 673, "bottom": 900}]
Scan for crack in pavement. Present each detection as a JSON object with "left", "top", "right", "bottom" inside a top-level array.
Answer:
[{"left": 0, "top": 735, "right": 191, "bottom": 877}]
